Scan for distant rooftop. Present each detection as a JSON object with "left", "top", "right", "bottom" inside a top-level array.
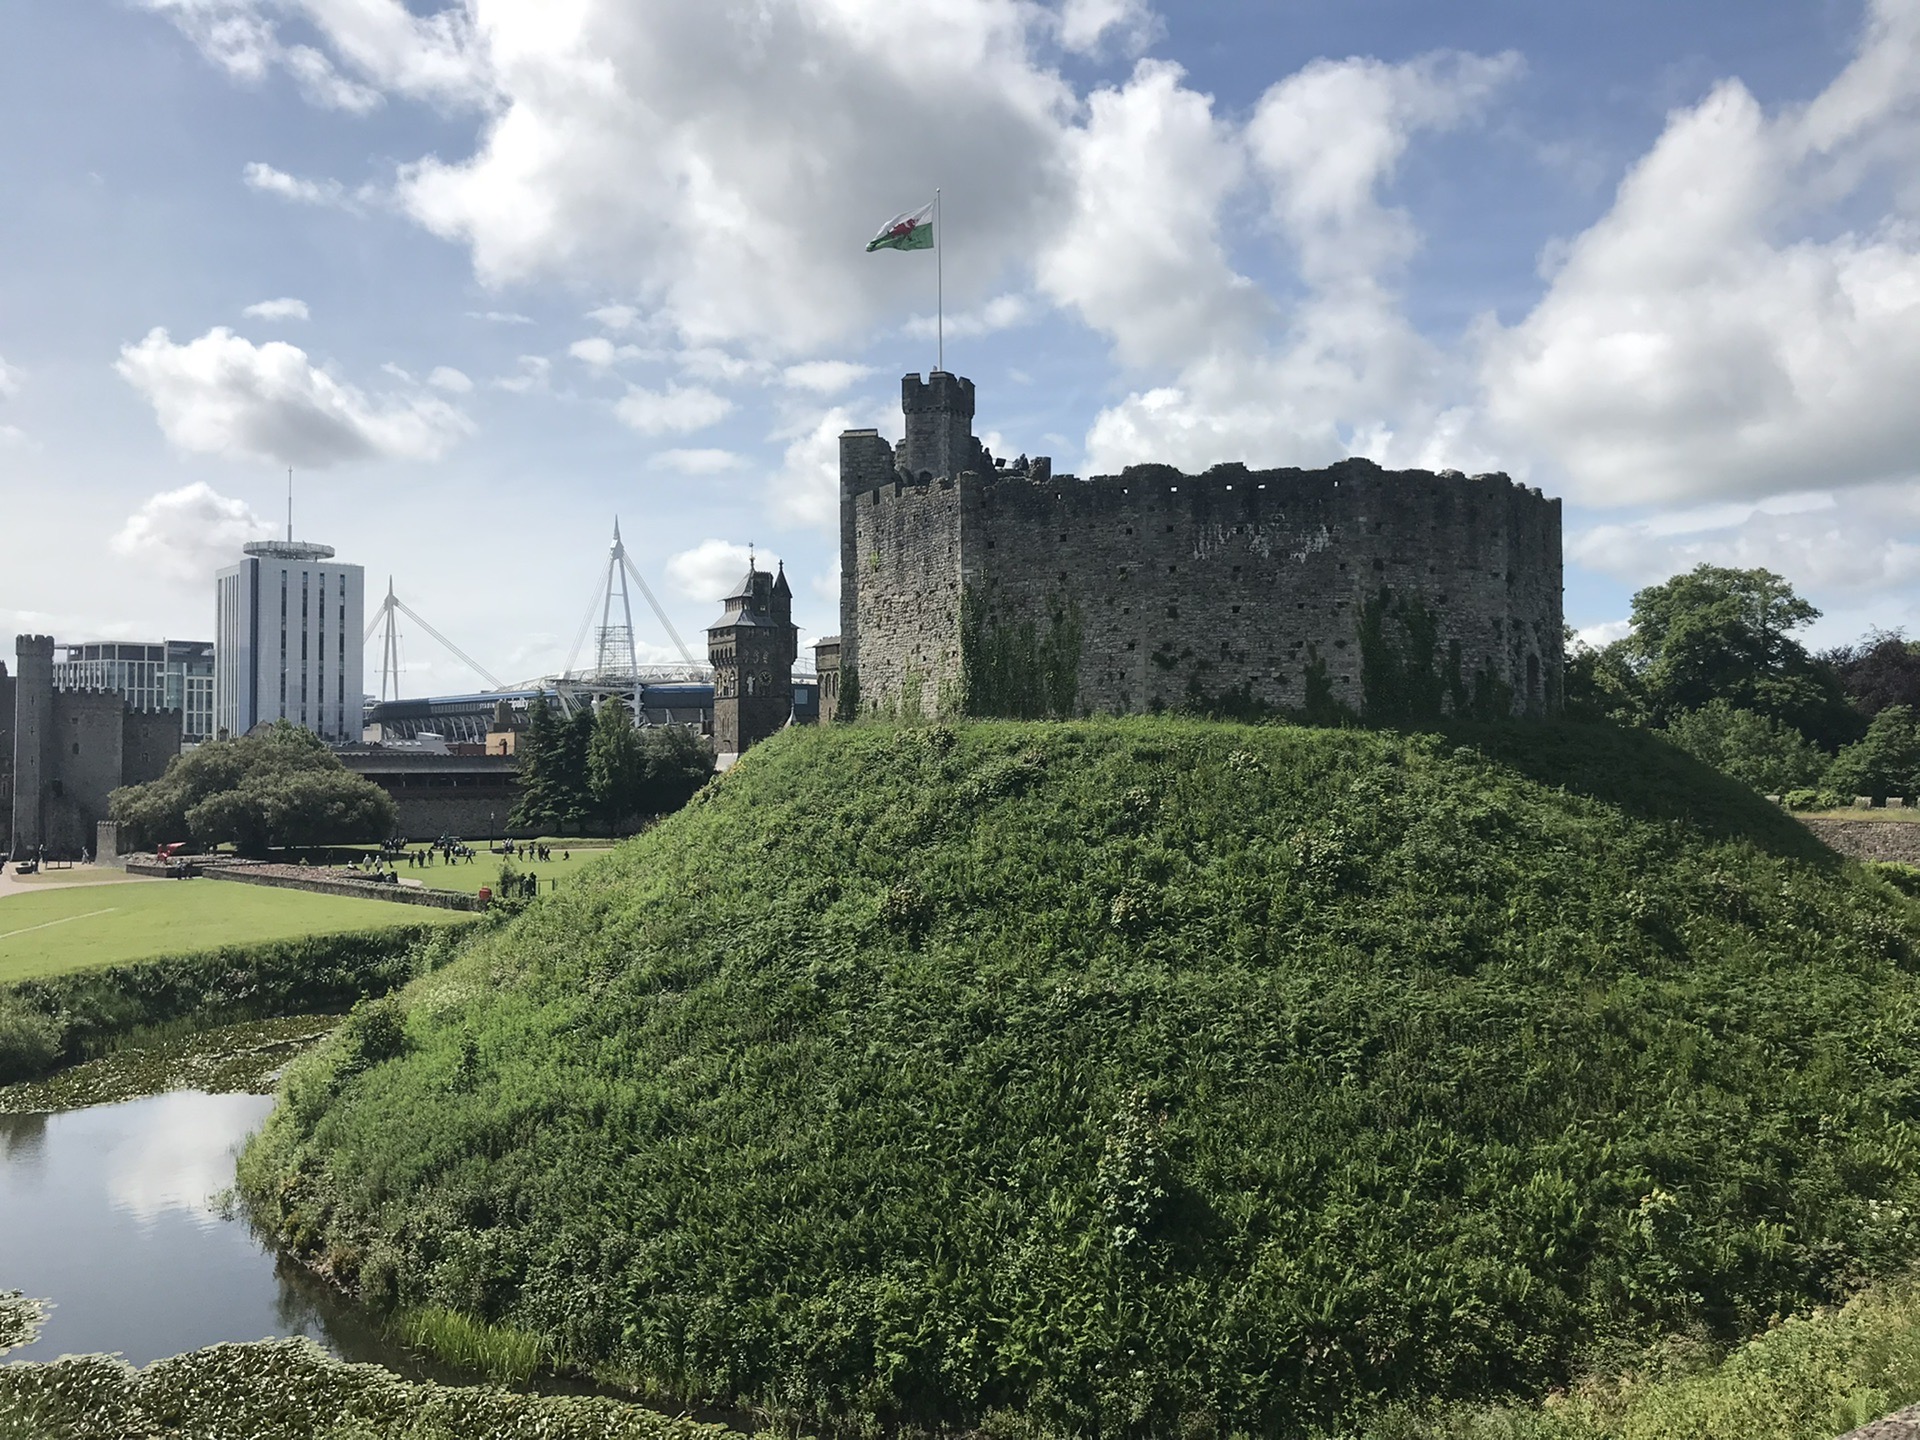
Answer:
[{"left": 244, "top": 540, "right": 336, "bottom": 561}]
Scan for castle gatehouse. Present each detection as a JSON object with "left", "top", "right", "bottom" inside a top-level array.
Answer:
[{"left": 834, "top": 372, "right": 1563, "bottom": 723}]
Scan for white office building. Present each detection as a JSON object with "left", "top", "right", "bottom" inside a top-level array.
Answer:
[
  {"left": 51, "top": 639, "right": 217, "bottom": 744},
  {"left": 214, "top": 540, "right": 364, "bottom": 742}
]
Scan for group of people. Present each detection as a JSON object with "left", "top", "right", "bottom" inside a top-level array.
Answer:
[
  {"left": 400, "top": 842, "right": 474, "bottom": 868},
  {"left": 495, "top": 840, "right": 567, "bottom": 863}
]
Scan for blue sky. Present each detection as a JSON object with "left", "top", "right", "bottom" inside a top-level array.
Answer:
[{"left": 3, "top": 0, "right": 1918, "bottom": 694}]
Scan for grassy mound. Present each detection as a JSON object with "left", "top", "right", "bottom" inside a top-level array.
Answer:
[{"left": 240, "top": 719, "right": 1920, "bottom": 1437}]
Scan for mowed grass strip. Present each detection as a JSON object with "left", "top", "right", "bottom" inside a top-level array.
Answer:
[{"left": 0, "top": 879, "right": 471, "bottom": 983}]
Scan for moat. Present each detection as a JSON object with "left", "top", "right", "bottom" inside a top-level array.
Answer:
[{"left": 0, "top": 1089, "right": 459, "bottom": 1380}]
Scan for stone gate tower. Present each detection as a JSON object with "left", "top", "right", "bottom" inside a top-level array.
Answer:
[{"left": 707, "top": 559, "right": 798, "bottom": 762}]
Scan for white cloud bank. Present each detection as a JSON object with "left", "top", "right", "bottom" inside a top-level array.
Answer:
[
  {"left": 116, "top": 327, "right": 472, "bottom": 467},
  {"left": 110, "top": 482, "right": 277, "bottom": 585},
  {"left": 665, "top": 538, "right": 780, "bottom": 604},
  {"left": 152, "top": 0, "right": 1920, "bottom": 558}
]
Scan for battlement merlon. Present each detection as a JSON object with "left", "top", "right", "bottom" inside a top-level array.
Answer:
[{"left": 901, "top": 370, "right": 978, "bottom": 483}]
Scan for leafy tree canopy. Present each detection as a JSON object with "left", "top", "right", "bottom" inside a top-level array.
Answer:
[
  {"left": 1660, "top": 700, "right": 1829, "bottom": 795},
  {"left": 1622, "top": 565, "right": 1859, "bottom": 747},
  {"left": 514, "top": 695, "right": 713, "bottom": 834},
  {"left": 1827, "top": 704, "right": 1920, "bottom": 802},
  {"left": 1823, "top": 628, "right": 1920, "bottom": 718},
  {"left": 109, "top": 720, "right": 397, "bottom": 857}
]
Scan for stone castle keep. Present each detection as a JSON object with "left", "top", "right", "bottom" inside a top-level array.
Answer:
[
  {"left": 834, "top": 373, "right": 1563, "bottom": 722},
  {"left": 4, "top": 635, "right": 181, "bottom": 858}
]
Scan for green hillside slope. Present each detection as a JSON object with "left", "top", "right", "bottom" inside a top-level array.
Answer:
[{"left": 240, "top": 719, "right": 1920, "bottom": 1437}]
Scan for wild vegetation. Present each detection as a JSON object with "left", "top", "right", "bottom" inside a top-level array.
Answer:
[
  {"left": 110, "top": 720, "right": 398, "bottom": 855},
  {"left": 0, "top": 923, "right": 455, "bottom": 1085},
  {"left": 0, "top": 1013, "right": 338, "bottom": 1112},
  {"left": 241, "top": 717, "right": 1920, "bottom": 1437},
  {"left": 0, "top": 1339, "right": 731, "bottom": 1440}
]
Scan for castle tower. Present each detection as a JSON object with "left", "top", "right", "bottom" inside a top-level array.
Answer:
[
  {"left": 11, "top": 635, "right": 53, "bottom": 858},
  {"left": 707, "top": 558, "right": 798, "bottom": 761},
  {"left": 901, "top": 371, "right": 978, "bottom": 481}
]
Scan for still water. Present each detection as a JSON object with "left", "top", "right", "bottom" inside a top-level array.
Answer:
[{"left": 0, "top": 1089, "right": 455, "bottom": 1378}]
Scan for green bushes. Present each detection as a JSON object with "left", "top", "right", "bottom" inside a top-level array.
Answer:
[
  {"left": 0, "top": 925, "right": 447, "bottom": 1086},
  {"left": 241, "top": 719, "right": 1920, "bottom": 1436},
  {"left": 0, "top": 1339, "right": 727, "bottom": 1440}
]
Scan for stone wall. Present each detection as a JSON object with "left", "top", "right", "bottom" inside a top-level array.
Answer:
[
  {"left": 203, "top": 863, "right": 484, "bottom": 911},
  {"left": 1800, "top": 818, "right": 1920, "bottom": 865},
  {"left": 840, "top": 378, "right": 1564, "bottom": 722}
]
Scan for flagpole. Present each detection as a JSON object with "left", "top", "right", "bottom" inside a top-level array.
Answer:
[{"left": 935, "top": 188, "right": 943, "bottom": 373}]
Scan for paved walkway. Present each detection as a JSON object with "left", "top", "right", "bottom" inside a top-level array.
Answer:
[{"left": 0, "top": 863, "right": 163, "bottom": 902}]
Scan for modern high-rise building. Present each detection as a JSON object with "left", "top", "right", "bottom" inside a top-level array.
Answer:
[
  {"left": 214, "top": 540, "right": 364, "bottom": 742},
  {"left": 52, "top": 639, "right": 215, "bottom": 744}
]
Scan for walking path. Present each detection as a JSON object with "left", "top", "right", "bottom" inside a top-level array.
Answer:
[{"left": 0, "top": 864, "right": 163, "bottom": 902}]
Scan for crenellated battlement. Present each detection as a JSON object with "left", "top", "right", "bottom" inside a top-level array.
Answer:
[{"left": 839, "top": 376, "right": 1564, "bottom": 724}]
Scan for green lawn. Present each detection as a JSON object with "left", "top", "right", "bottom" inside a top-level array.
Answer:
[
  {"left": 394, "top": 847, "right": 617, "bottom": 896},
  {"left": 0, "top": 879, "right": 470, "bottom": 983}
]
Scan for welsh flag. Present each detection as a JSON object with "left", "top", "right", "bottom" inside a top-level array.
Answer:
[{"left": 866, "top": 200, "right": 935, "bottom": 252}]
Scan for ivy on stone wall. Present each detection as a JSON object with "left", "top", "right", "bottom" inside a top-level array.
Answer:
[
  {"left": 958, "top": 587, "right": 1083, "bottom": 719},
  {"left": 1360, "top": 587, "right": 1514, "bottom": 724},
  {"left": 836, "top": 665, "right": 861, "bottom": 722}
]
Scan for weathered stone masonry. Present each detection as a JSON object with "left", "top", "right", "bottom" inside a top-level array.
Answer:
[{"left": 839, "top": 373, "right": 1564, "bottom": 722}]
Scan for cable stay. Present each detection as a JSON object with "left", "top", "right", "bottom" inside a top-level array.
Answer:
[{"left": 364, "top": 578, "right": 504, "bottom": 701}]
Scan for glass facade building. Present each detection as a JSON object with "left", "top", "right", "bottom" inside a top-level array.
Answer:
[
  {"left": 214, "top": 540, "right": 364, "bottom": 742},
  {"left": 50, "top": 639, "right": 217, "bottom": 744}
]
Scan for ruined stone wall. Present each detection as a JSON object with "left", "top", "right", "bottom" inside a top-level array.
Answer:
[
  {"left": 845, "top": 462, "right": 1562, "bottom": 721},
  {"left": 967, "top": 461, "right": 1562, "bottom": 718},
  {"left": 843, "top": 474, "right": 968, "bottom": 719},
  {"left": 840, "top": 376, "right": 1563, "bottom": 724}
]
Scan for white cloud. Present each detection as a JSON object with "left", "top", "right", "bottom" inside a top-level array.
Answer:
[
  {"left": 110, "top": 482, "right": 277, "bottom": 585},
  {"left": 569, "top": 336, "right": 644, "bottom": 369},
  {"left": 492, "top": 355, "right": 550, "bottom": 393},
  {"left": 242, "top": 296, "right": 309, "bottom": 321},
  {"left": 650, "top": 448, "right": 746, "bottom": 475},
  {"left": 0, "top": 425, "right": 27, "bottom": 449},
  {"left": 428, "top": 366, "right": 473, "bottom": 393},
  {"left": 666, "top": 538, "right": 780, "bottom": 603},
  {"left": 1573, "top": 619, "right": 1632, "bottom": 650},
  {"left": 783, "top": 360, "right": 873, "bottom": 395},
  {"left": 614, "top": 382, "right": 731, "bottom": 435},
  {"left": 0, "top": 354, "right": 21, "bottom": 399},
  {"left": 587, "top": 304, "right": 641, "bottom": 332},
  {"left": 1076, "top": 51, "right": 1518, "bottom": 475},
  {"left": 1056, "top": 0, "right": 1161, "bottom": 57},
  {"left": 243, "top": 161, "right": 352, "bottom": 208},
  {"left": 467, "top": 310, "right": 533, "bottom": 325},
  {"left": 1569, "top": 484, "right": 1920, "bottom": 595},
  {"left": 1482, "top": 0, "right": 1920, "bottom": 506},
  {"left": 903, "top": 293, "right": 1034, "bottom": 340},
  {"left": 142, "top": 0, "right": 490, "bottom": 110},
  {"left": 767, "top": 405, "right": 866, "bottom": 529},
  {"left": 678, "top": 347, "right": 772, "bottom": 385},
  {"left": 116, "top": 326, "right": 472, "bottom": 467}
]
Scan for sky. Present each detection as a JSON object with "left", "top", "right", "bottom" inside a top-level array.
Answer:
[{"left": 4, "top": 0, "right": 1920, "bottom": 695}]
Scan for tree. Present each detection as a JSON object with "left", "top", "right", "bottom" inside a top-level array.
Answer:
[
  {"left": 1661, "top": 700, "right": 1829, "bottom": 794},
  {"left": 634, "top": 724, "right": 714, "bottom": 815},
  {"left": 1563, "top": 631, "right": 1647, "bottom": 725},
  {"left": 1623, "top": 565, "right": 1859, "bottom": 747},
  {"left": 510, "top": 695, "right": 592, "bottom": 834},
  {"left": 1826, "top": 705, "right": 1920, "bottom": 802},
  {"left": 587, "top": 697, "right": 647, "bottom": 830},
  {"left": 1822, "top": 629, "right": 1920, "bottom": 718},
  {"left": 110, "top": 720, "right": 396, "bottom": 857}
]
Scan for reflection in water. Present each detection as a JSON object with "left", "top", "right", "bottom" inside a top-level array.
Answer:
[
  {"left": 0, "top": 1089, "right": 465, "bottom": 1378},
  {"left": 0, "top": 1113, "right": 47, "bottom": 1165}
]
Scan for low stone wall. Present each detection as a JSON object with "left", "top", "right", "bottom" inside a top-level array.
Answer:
[
  {"left": 1800, "top": 818, "right": 1920, "bottom": 865},
  {"left": 202, "top": 863, "right": 485, "bottom": 912}
]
